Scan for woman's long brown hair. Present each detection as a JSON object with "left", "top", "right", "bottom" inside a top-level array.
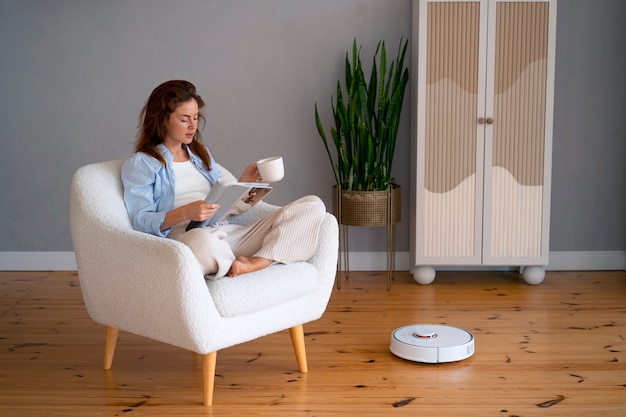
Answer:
[{"left": 135, "top": 80, "right": 212, "bottom": 170}]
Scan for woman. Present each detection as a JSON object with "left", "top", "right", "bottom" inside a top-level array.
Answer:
[{"left": 121, "top": 80, "right": 325, "bottom": 278}]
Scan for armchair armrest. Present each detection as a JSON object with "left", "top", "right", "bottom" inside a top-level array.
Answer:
[{"left": 74, "top": 222, "right": 222, "bottom": 351}]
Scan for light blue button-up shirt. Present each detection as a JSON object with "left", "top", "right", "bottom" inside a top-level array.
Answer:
[{"left": 121, "top": 144, "right": 222, "bottom": 237}]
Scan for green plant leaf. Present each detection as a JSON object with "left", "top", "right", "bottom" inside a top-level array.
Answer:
[
  {"left": 315, "top": 37, "right": 409, "bottom": 191},
  {"left": 315, "top": 103, "right": 339, "bottom": 185}
]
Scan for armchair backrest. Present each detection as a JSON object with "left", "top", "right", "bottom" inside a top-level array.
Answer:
[
  {"left": 71, "top": 160, "right": 130, "bottom": 231},
  {"left": 72, "top": 160, "right": 237, "bottom": 233}
]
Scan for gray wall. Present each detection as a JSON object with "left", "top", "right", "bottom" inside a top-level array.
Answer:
[
  {"left": 551, "top": 1, "right": 626, "bottom": 251},
  {"left": 0, "top": 0, "right": 624, "bottom": 255}
]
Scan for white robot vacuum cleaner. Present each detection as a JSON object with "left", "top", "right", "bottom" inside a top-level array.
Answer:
[{"left": 390, "top": 324, "right": 475, "bottom": 363}]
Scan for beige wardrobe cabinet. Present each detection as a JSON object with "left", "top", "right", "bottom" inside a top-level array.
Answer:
[{"left": 410, "top": 0, "right": 557, "bottom": 284}]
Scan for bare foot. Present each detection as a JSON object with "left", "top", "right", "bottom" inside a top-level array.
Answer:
[{"left": 227, "top": 256, "right": 273, "bottom": 277}]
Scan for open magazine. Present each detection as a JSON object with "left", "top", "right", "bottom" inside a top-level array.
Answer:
[{"left": 185, "top": 179, "right": 272, "bottom": 231}]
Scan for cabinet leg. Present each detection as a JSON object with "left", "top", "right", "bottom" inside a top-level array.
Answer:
[
  {"left": 413, "top": 266, "right": 436, "bottom": 285},
  {"left": 521, "top": 266, "right": 545, "bottom": 285}
]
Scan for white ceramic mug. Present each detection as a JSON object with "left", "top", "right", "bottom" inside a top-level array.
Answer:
[{"left": 256, "top": 156, "right": 284, "bottom": 183}]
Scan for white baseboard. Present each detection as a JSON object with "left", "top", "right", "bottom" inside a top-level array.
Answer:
[
  {"left": 546, "top": 251, "right": 626, "bottom": 271},
  {"left": 0, "top": 252, "right": 77, "bottom": 271},
  {"left": 0, "top": 250, "right": 624, "bottom": 272}
]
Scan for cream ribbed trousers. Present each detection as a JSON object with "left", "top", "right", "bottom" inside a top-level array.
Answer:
[{"left": 169, "top": 195, "right": 326, "bottom": 278}]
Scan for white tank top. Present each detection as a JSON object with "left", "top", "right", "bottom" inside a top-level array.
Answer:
[{"left": 171, "top": 160, "right": 211, "bottom": 208}]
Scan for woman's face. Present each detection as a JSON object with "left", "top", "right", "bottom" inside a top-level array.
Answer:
[{"left": 163, "top": 99, "right": 199, "bottom": 148}]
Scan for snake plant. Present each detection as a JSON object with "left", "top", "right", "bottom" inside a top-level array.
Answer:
[{"left": 315, "top": 38, "right": 409, "bottom": 191}]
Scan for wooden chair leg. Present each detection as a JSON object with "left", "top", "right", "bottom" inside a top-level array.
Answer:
[
  {"left": 202, "top": 351, "right": 217, "bottom": 406},
  {"left": 103, "top": 326, "right": 119, "bottom": 370},
  {"left": 289, "top": 324, "right": 308, "bottom": 373}
]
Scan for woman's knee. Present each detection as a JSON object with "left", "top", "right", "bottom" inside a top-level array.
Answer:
[{"left": 296, "top": 195, "right": 326, "bottom": 213}]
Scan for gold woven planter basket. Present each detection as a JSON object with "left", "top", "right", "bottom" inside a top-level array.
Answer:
[{"left": 332, "top": 184, "right": 401, "bottom": 227}]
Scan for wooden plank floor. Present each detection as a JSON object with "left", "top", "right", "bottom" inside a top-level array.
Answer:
[{"left": 1, "top": 269, "right": 625, "bottom": 416}]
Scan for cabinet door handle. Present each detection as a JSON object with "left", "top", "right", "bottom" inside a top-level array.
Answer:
[
  {"left": 486, "top": 117, "right": 494, "bottom": 124},
  {"left": 478, "top": 117, "right": 494, "bottom": 125}
]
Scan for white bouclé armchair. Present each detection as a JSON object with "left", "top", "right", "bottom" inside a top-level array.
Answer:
[{"left": 70, "top": 160, "right": 338, "bottom": 405}]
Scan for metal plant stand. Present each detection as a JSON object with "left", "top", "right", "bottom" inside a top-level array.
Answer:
[{"left": 333, "top": 184, "right": 401, "bottom": 291}]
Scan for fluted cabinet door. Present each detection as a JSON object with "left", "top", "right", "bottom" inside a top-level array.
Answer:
[
  {"left": 483, "top": 1, "right": 555, "bottom": 265},
  {"left": 411, "top": 0, "right": 556, "bottom": 283},
  {"left": 414, "top": 0, "right": 486, "bottom": 265}
]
